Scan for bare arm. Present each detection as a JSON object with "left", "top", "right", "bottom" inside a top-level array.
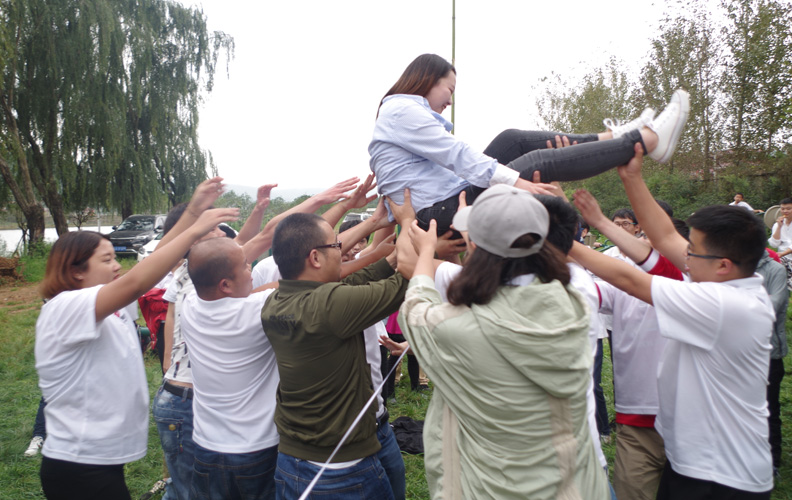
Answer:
[
  {"left": 235, "top": 184, "right": 277, "bottom": 245},
  {"left": 338, "top": 197, "right": 394, "bottom": 252},
  {"left": 340, "top": 233, "right": 397, "bottom": 278},
  {"left": 617, "top": 144, "right": 688, "bottom": 270},
  {"left": 569, "top": 241, "right": 654, "bottom": 305},
  {"left": 240, "top": 178, "right": 360, "bottom": 261},
  {"left": 409, "top": 220, "right": 439, "bottom": 278},
  {"left": 573, "top": 189, "right": 653, "bottom": 264},
  {"left": 157, "top": 177, "right": 226, "bottom": 251},
  {"left": 96, "top": 208, "right": 239, "bottom": 321}
]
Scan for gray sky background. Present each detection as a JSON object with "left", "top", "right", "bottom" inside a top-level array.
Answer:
[{"left": 183, "top": 0, "right": 668, "bottom": 196}]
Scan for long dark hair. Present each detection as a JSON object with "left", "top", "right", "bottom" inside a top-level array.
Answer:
[
  {"left": 377, "top": 54, "right": 455, "bottom": 114},
  {"left": 447, "top": 234, "right": 570, "bottom": 307}
]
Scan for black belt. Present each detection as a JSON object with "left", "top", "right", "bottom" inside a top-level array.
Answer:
[
  {"left": 376, "top": 409, "right": 390, "bottom": 428},
  {"left": 163, "top": 381, "right": 193, "bottom": 400}
]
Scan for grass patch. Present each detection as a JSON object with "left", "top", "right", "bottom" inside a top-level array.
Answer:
[{"left": 1, "top": 256, "right": 791, "bottom": 499}]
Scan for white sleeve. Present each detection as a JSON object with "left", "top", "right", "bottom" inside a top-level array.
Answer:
[
  {"left": 252, "top": 256, "right": 281, "bottom": 289},
  {"left": 651, "top": 276, "right": 722, "bottom": 350},
  {"left": 434, "top": 261, "right": 463, "bottom": 303},
  {"left": 597, "top": 281, "right": 616, "bottom": 315},
  {"left": 489, "top": 164, "right": 520, "bottom": 187},
  {"left": 39, "top": 286, "right": 102, "bottom": 345},
  {"left": 768, "top": 223, "right": 782, "bottom": 248}
]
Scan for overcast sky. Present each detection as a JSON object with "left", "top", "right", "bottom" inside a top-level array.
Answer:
[{"left": 182, "top": 0, "right": 667, "bottom": 196}]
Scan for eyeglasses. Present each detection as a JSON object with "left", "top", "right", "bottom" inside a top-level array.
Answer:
[
  {"left": 314, "top": 241, "right": 343, "bottom": 252},
  {"left": 686, "top": 245, "right": 740, "bottom": 264},
  {"left": 613, "top": 221, "right": 637, "bottom": 228}
]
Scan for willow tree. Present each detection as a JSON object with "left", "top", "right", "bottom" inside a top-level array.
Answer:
[{"left": 0, "top": 0, "right": 232, "bottom": 242}]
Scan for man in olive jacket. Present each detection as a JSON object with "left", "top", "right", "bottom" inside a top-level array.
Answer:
[{"left": 261, "top": 212, "right": 406, "bottom": 499}]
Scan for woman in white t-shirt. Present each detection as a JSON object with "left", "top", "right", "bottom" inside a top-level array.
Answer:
[{"left": 35, "top": 178, "right": 237, "bottom": 500}]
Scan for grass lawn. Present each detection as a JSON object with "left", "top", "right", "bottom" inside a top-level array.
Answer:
[{"left": 1, "top": 256, "right": 792, "bottom": 499}]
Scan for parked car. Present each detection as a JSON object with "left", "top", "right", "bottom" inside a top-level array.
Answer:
[
  {"left": 107, "top": 214, "right": 166, "bottom": 256},
  {"left": 136, "top": 231, "right": 163, "bottom": 262},
  {"left": 342, "top": 212, "right": 371, "bottom": 223}
]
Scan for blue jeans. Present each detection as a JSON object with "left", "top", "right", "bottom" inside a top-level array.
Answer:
[
  {"left": 275, "top": 453, "right": 394, "bottom": 500},
  {"left": 376, "top": 423, "right": 405, "bottom": 500},
  {"left": 191, "top": 444, "right": 278, "bottom": 500},
  {"left": 33, "top": 397, "right": 47, "bottom": 438},
  {"left": 593, "top": 338, "right": 611, "bottom": 437},
  {"left": 153, "top": 385, "right": 195, "bottom": 500}
]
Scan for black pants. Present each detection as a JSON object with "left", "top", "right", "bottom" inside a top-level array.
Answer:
[
  {"left": 656, "top": 461, "right": 771, "bottom": 500},
  {"left": 382, "top": 333, "right": 421, "bottom": 399},
  {"left": 415, "top": 128, "right": 645, "bottom": 234},
  {"left": 767, "top": 357, "right": 784, "bottom": 468},
  {"left": 41, "top": 456, "right": 131, "bottom": 500}
]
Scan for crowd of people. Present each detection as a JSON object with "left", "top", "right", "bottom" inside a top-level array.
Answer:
[{"left": 26, "top": 53, "right": 792, "bottom": 500}]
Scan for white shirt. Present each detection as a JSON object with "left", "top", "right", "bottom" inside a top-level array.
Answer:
[
  {"left": 251, "top": 255, "right": 281, "bottom": 289},
  {"left": 730, "top": 200, "right": 755, "bottom": 212},
  {"left": 35, "top": 286, "right": 148, "bottom": 464},
  {"left": 163, "top": 261, "right": 194, "bottom": 383},
  {"left": 597, "top": 281, "right": 665, "bottom": 415},
  {"left": 181, "top": 290, "right": 280, "bottom": 454},
  {"left": 652, "top": 274, "right": 774, "bottom": 492},
  {"left": 769, "top": 219, "right": 792, "bottom": 253}
]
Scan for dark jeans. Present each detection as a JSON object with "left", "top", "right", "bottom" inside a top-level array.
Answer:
[
  {"left": 191, "top": 444, "right": 278, "bottom": 500},
  {"left": 415, "top": 128, "right": 645, "bottom": 234},
  {"left": 275, "top": 453, "right": 394, "bottom": 500},
  {"left": 656, "top": 461, "right": 771, "bottom": 500},
  {"left": 768, "top": 357, "right": 784, "bottom": 468},
  {"left": 593, "top": 338, "right": 611, "bottom": 437},
  {"left": 33, "top": 397, "right": 47, "bottom": 438},
  {"left": 376, "top": 421, "right": 406, "bottom": 500},
  {"left": 40, "top": 456, "right": 130, "bottom": 500}
]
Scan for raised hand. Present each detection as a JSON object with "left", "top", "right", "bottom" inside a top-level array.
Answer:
[
  {"left": 435, "top": 230, "right": 467, "bottom": 260},
  {"left": 344, "top": 173, "right": 378, "bottom": 210},
  {"left": 188, "top": 177, "right": 226, "bottom": 214},
  {"left": 408, "top": 219, "right": 438, "bottom": 255},
  {"left": 314, "top": 177, "right": 360, "bottom": 206},
  {"left": 617, "top": 142, "right": 645, "bottom": 181},
  {"left": 573, "top": 189, "right": 608, "bottom": 226},
  {"left": 386, "top": 188, "right": 416, "bottom": 225},
  {"left": 255, "top": 184, "right": 278, "bottom": 210},
  {"left": 192, "top": 207, "right": 240, "bottom": 236}
]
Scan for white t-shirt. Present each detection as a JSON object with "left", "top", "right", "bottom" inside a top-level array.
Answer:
[
  {"left": 163, "top": 261, "right": 194, "bottom": 383},
  {"left": 181, "top": 290, "right": 280, "bottom": 454},
  {"left": 252, "top": 256, "right": 280, "bottom": 289},
  {"left": 730, "top": 200, "right": 755, "bottom": 212},
  {"left": 597, "top": 281, "right": 665, "bottom": 415},
  {"left": 435, "top": 261, "right": 607, "bottom": 467},
  {"left": 652, "top": 274, "right": 774, "bottom": 492},
  {"left": 597, "top": 247, "right": 637, "bottom": 335},
  {"left": 35, "top": 285, "right": 148, "bottom": 464},
  {"left": 769, "top": 220, "right": 792, "bottom": 253}
]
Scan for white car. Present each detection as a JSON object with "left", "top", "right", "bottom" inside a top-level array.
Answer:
[{"left": 136, "top": 232, "right": 163, "bottom": 262}]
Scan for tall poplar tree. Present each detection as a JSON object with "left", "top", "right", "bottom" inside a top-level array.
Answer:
[{"left": 0, "top": 0, "right": 232, "bottom": 242}]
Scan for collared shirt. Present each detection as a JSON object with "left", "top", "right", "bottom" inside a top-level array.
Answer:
[{"left": 369, "top": 94, "right": 516, "bottom": 220}]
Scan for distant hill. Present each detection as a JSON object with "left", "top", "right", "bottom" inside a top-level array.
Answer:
[{"left": 225, "top": 184, "right": 323, "bottom": 202}]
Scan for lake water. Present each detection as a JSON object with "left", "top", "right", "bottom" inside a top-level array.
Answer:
[{"left": 0, "top": 226, "right": 116, "bottom": 256}]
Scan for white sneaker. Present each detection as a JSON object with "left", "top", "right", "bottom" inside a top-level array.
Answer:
[
  {"left": 603, "top": 108, "right": 655, "bottom": 138},
  {"left": 648, "top": 90, "right": 690, "bottom": 163},
  {"left": 24, "top": 436, "right": 44, "bottom": 457}
]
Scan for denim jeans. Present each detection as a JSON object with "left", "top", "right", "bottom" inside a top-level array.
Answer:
[
  {"left": 33, "top": 397, "right": 47, "bottom": 438},
  {"left": 191, "top": 444, "right": 278, "bottom": 500},
  {"left": 275, "top": 453, "right": 394, "bottom": 500},
  {"left": 593, "top": 338, "right": 611, "bottom": 437},
  {"left": 153, "top": 385, "right": 195, "bottom": 500},
  {"left": 376, "top": 423, "right": 405, "bottom": 500}
]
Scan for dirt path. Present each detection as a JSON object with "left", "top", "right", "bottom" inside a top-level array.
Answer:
[{"left": 0, "top": 280, "right": 43, "bottom": 315}]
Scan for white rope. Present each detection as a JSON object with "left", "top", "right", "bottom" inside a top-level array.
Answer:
[{"left": 297, "top": 347, "right": 409, "bottom": 500}]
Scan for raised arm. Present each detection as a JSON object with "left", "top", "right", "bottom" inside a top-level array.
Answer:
[
  {"left": 617, "top": 144, "right": 688, "bottom": 270},
  {"left": 96, "top": 207, "right": 239, "bottom": 321},
  {"left": 338, "top": 197, "right": 394, "bottom": 253},
  {"left": 157, "top": 177, "right": 226, "bottom": 250},
  {"left": 235, "top": 184, "right": 277, "bottom": 245},
  {"left": 240, "top": 178, "right": 360, "bottom": 261},
  {"left": 322, "top": 174, "right": 377, "bottom": 228},
  {"left": 569, "top": 241, "right": 654, "bottom": 305},
  {"left": 573, "top": 189, "right": 652, "bottom": 264}
]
